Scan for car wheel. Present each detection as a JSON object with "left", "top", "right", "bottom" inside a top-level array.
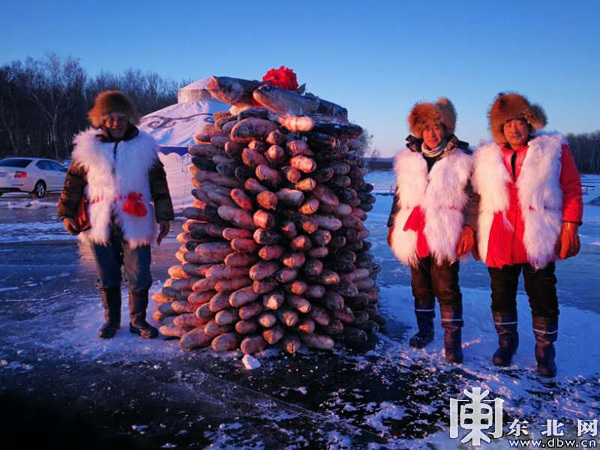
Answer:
[{"left": 32, "top": 181, "right": 46, "bottom": 198}]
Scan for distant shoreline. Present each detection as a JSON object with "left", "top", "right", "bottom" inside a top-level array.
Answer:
[{"left": 365, "top": 158, "right": 394, "bottom": 170}]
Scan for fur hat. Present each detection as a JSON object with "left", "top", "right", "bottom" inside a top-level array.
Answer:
[
  {"left": 408, "top": 98, "right": 457, "bottom": 138},
  {"left": 488, "top": 92, "right": 547, "bottom": 144},
  {"left": 88, "top": 90, "right": 139, "bottom": 128}
]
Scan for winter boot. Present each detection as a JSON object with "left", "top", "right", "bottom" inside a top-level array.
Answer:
[
  {"left": 98, "top": 287, "right": 121, "bottom": 339},
  {"left": 533, "top": 316, "right": 558, "bottom": 378},
  {"left": 408, "top": 307, "right": 435, "bottom": 349},
  {"left": 129, "top": 289, "right": 158, "bottom": 339},
  {"left": 492, "top": 312, "right": 519, "bottom": 367},
  {"left": 441, "top": 307, "right": 464, "bottom": 364}
]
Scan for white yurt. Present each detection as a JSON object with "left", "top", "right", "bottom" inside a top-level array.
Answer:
[{"left": 139, "top": 79, "right": 228, "bottom": 212}]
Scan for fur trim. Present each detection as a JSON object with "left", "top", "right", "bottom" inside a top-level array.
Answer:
[
  {"left": 72, "top": 128, "right": 158, "bottom": 248},
  {"left": 423, "top": 149, "right": 472, "bottom": 263},
  {"left": 390, "top": 148, "right": 471, "bottom": 266},
  {"left": 88, "top": 90, "right": 140, "bottom": 128},
  {"left": 390, "top": 150, "right": 427, "bottom": 267},
  {"left": 408, "top": 98, "right": 457, "bottom": 138},
  {"left": 488, "top": 92, "right": 547, "bottom": 144},
  {"left": 473, "top": 133, "right": 564, "bottom": 268},
  {"left": 517, "top": 134, "right": 563, "bottom": 268}
]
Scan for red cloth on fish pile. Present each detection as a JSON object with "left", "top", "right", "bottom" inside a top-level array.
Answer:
[{"left": 262, "top": 66, "right": 298, "bottom": 91}]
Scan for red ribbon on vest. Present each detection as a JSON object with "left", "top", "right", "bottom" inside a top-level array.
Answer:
[
  {"left": 122, "top": 192, "right": 147, "bottom": 217},
  {"left": 403, "top": 206, "right": 430, "bottom": 259}
]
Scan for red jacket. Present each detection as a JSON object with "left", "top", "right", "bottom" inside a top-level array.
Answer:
[{"left": 485, "top": 143, "right": 583, "bottom": 268}]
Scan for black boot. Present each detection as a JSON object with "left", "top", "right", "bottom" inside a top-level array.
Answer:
[
  {"left": 492, "top": 312, "right": 519, "bottom": 367},
  {"left": 533, "top": 316, "right": 558, "bottom": 377},
  {"left": 441, "top": 307, "right": 463, "bottom": 364},
  {"left": 409, "top": 309, "right": 435, "bottom": 349},
  {"left": 99, "top": 287, "right": 121, "bottom": 339},
  {"left": 129, "top": 289, "right": 158, "bottom": 339}
]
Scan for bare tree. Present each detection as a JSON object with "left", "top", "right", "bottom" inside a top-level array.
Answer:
[
  {"left": 567, "top": 131, "right": 600, "bottom": 174},
  {"left": 16, "top": 54, "right": 86, "bottom": 159},
  {"left": 0, "top": 67, "right": 20, "bottom": 154},
  {"left": 369, "top": 148, "right": 381, "bottom": 159},
  {"left": 0, "top": 54, "right": 185, "bottom": 160}
]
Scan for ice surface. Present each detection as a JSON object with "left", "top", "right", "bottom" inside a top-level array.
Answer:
[
  {"left": 0, "top": 172, "right": 598, "bottom": 448},
  {"left": 5, "top": 199, "right": 57, "bottom": 210},
  {"left": 0, "top": 221, "right": 74, "bottom": 243}
]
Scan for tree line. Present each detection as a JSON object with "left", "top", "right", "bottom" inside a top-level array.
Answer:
[
  {"left": 566, "top": 131, "right": 600, "bottom": 174},
  {"left": 0, "top": 54, "right": 186, "bottom": 161}
]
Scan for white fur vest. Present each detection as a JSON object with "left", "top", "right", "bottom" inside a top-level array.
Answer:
[
  {"left": 390, "top": 148, "right": 472, "bottom": 266},
  {"left": 472, "top": 133, "right": 564, "bottom": 269},
  {"left": 71, "top": 128, "right": 159, "bottom": 248}
]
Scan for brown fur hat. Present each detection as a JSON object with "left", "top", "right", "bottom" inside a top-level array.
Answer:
[
  {"left": 88, "top": 90, "right": 139, "bottom": 128},
  {"left": 488, "top": 92, "right": 547, "bottom": 144},
  {"left": 408, "top": 98, "right": 457, "bottom": 138}
]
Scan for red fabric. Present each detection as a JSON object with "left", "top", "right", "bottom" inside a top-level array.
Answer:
[
  {"left": 559, "top": 145, "right": 583, "bottom": 223},
  {"left": 262, "top": 66, "right": 299, "bottom": 91},
  {"left": 485, "top": 143, "right": 583, "bottom": 268},
  {"left": 403, "top": 206, "right": 430, "bottom": 259},
  {"left": 122, "top": 192, "right": 147, "bottom": 217},
  {"left": 486, "top": 211, "right": 521, "bottom": 268},
  {"left": 76, "top": 195, "right": 91, "bottom": 231}
]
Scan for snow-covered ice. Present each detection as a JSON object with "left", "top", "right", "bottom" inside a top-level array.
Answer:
[{"left": 0, "top": 172, "right": 598, "bottom": 448}]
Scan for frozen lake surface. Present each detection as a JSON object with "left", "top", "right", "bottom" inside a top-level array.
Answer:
[{"left": 0, "top": 174, "right": 599, "bottom": 449}]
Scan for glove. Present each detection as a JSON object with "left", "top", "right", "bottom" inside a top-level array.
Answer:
[
  {"left": 62, "top": 217, "right": 80, "bottom": 236},
  {"left": 456, "top": 225, "right": 475, "bottom": 257},
  {"left": 157, "top": 220, "right": 170, "bottom": 245},
  {"left": 556, "top": 222, "right": 580, "bottom": 259}
]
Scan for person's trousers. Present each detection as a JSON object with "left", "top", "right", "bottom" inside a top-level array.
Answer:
[
  {"left": 410, "top": 257, "right": 463, "bottom": 317},
  {"left": 488, "top": 263, "right": 559, "bottom": 319},
  {"left": 89, "top": 225, "right": 152, "bottom": 293}
]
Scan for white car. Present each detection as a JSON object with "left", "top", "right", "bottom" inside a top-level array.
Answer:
[{"left": 0, "top": 157, "right": 67, "bottom": 198}]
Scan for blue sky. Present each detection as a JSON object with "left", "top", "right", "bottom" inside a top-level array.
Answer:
[{"left": 2, "top": 0, "right": 599, "bottom": 156}]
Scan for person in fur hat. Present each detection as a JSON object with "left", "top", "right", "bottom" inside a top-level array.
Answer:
[
  {"left": 472, "top": 92, "right": 583, "bottom": 377},
  {"left": 387, "top": 98, "right": 477, "bottom": 364},
  {"left": 58, "top": 90, "right": 174, "bottom": 339}
]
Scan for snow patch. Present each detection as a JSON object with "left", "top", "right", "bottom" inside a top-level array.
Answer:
[
  {"left": 0, "top": 221, "right": 74, "bottom": 243},
  {"left": 242, "top": 354, "right": 261, "bottom": 370},
  {"left": 364, "top": 401, "right": 406, "bottom": 434},
  {"left": 218, "top": 422, "right": 243, "bottom": 430},
  {"left": 325, "top": 431, "right": 354, "bottom": 448},
  {"left": 0, "top": 287, "right": 18, "bottom": 292},
  {"left": 5, "top": 200, "right": 57, "bottom": 210},
  {"left": 380, "top": 284, "right": 600, "bottom": 379}
]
